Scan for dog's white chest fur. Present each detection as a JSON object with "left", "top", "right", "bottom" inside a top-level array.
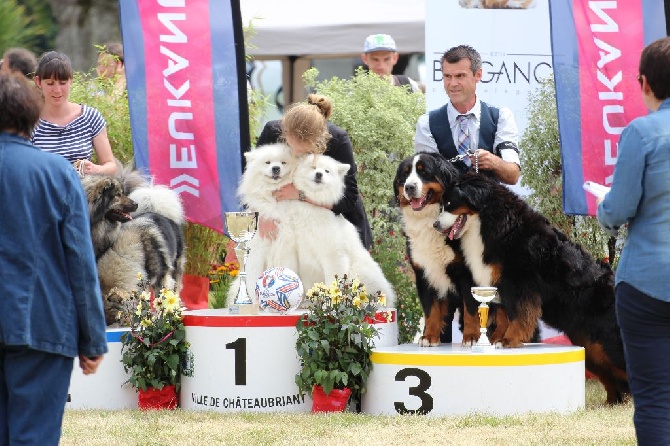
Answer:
[
  {"left": 401, "top": 204, "right": 456, "bottom": 296},
  {"left": 459, "top": 215, "right": 494, "bottom": 286}
]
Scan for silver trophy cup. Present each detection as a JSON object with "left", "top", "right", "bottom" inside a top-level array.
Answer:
[{"left": 224, "top": 211, "right": 259, "bottom": 314}]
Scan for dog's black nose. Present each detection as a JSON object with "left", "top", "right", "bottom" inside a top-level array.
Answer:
[
  {"left": 315, "top": 172, "right": 323, "bottom": 181},
  {"left": 433, "top": 220, "right": 441, "bottom": 230},
  {"left": 405, "top": 183, "right": 416, "bottom": 197},
  {"left": 272, "top": 166, "right": 280, "bottom": 175}
]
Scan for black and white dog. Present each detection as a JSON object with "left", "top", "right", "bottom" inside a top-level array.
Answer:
[
  {"left": 393, "top": 153, "right": 480, "bottom": 346},
  {"left": 81, "top": 168, "right": 186, "bottom": 324}
]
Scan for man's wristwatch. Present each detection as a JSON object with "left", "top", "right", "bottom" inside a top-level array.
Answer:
[{"left": 298, "top": 190, "right": 307, "bottom": 202}]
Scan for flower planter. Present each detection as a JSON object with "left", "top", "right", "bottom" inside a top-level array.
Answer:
[
  {"left": 311, "top": 385, "right": 351, "bottom": 413},
  {"left": 180, "top": 274, "right": 210, "bottom": 310},
  {"left": 138, "top": 384, "right": 178, "bottom": 410}
]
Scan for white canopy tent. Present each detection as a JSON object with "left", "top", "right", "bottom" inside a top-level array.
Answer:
[
  {"left": 240, "top": 0, "right": 426, "bottom": 102},
  {"left": 240, "top": 0, "right": 426, "bottom": 58}
]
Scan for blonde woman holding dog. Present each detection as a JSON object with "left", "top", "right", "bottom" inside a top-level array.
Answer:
[
  {"left": 32, "top": 51, "right": 118, "bottom": 175},
  {"left": 256, "top": 94, "right": 372, "bottom": 249}
]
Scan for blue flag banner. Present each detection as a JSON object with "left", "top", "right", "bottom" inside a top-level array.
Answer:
[
  {"left": 119, "top": 0, "right": 249, "bottom": 232},
  {"left": 549, "top": 0, "right": 666, "bottom": 216}
]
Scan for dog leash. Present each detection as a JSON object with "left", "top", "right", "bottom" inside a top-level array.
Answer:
[{"left": 448, "top": 150, "right": 480, "bottom": 174}]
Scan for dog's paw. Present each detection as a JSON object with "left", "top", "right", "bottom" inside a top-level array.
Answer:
[
  {"left": 418, "top": 336, "right": 441, "bottom": 347},
  {"left": 461, "top": 334, "right": 479, "bottom": 347},
  {"left": 500, "top": 337, "right": 525, "bottom": 348},
  {"left": 104, "top": 287, "right": 133, "bottom": 326}
]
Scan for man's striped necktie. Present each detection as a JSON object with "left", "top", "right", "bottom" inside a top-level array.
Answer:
[{"left": 457, "top": 114, "right": 473, "bottom": 166}]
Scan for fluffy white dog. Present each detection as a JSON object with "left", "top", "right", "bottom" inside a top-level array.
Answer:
[
  {"left": 288, "top": 154, "right": 396, "bottom": 306},
  {"left": 237, "top": 143, "right": 300, "bottom": 297},
  {"left": 234, "top": 144, "right": 395, "bottom": 307}
]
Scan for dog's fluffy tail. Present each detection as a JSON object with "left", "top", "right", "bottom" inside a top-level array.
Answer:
[
  {"left": 114, "top": 161, "right": 151, "bottom": 195},
  {"left": 129, "top": 185, "right": 185, "bottom": 225}
]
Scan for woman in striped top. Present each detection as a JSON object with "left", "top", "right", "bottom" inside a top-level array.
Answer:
[{"left": 32, "top": 51, "right": 117, "bottom": 175}]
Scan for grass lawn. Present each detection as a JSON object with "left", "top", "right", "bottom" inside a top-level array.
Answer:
[{"left": 61, "top": 380, "right": 635, "bottom": 445}]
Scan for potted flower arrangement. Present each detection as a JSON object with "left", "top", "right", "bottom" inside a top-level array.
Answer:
[
  {"left": 208, "top": 260, "right": 240, "bottom": 309},
  {"left": 295, "top": 274, "right": 389, "bottom": 412},
  {"left": 120, "top": 275, "right": 194, "bottom": 410}
]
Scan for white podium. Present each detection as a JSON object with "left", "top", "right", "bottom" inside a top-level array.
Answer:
[
  {"left": 362, "top": 343, "right": 585, "bottom": 416},
  {"left": 180, "top": 308, "right": 397, "bottom": 412},
  {"left": 67, "top": 328, "right": 137, "bottom": 410}
]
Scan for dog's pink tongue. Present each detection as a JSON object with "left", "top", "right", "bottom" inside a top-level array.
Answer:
[
  {"left": 448, "top": 215, "right": 463, "bottom": 240},
  {"left": 410, "top": 198, "right": 423, "bottom": 210},
  {"left": 448, "top": 225, "right": 458, "bottom": 240}
]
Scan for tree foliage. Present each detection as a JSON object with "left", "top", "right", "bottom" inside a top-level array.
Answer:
[{"left": 0, "top": 0, "right": 48, "bottom": 54}]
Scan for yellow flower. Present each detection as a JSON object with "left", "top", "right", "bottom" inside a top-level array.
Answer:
[
  {"left": 140, "top": 291, "right": 151, "bottom": 301},
  {"left": 385, "top": 310, "right": 393, "bottom": 322},
  {"left": 163, "top": 290, "right": 180, "bottom": 312},
  {"left": 352, "top": 295, "right": 362, "bottom": 308},
  {"left": 331, "top": 293, "right": 341, "bottom": 305},
  {"left": 135, "top": 303, "right": 143, "bottom": 316},
  {"left": 137, "top": 272, "right": 142, "bottom": 281},
  {"left": 378, "top": 293, "right": 387, "bottom": 307},
  {"left": 140, "top": 319, "right": 152, "bottom": 328},
  {"left": 229, "top": 270, "right": 239, "bottom": 277}
]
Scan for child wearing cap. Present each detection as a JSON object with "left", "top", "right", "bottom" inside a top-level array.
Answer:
[{"left": 361, "top": 33, "right": 421, "bottom": 92}]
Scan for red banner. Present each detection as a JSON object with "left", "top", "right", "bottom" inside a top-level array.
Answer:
[
  {"left": 550, "top": 0, "right": 666, "bottom": 215},
  {"left": 120, "top": 0, "right": 248, "bottom": 231}
]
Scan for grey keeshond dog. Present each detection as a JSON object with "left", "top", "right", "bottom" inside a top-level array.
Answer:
[{"left": 81, "top": 165, "right": 186, "bottom": 325}]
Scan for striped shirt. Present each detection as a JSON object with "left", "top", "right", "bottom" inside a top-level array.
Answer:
[{"left": 31, "top": 105, "right": 106, "bottom": 164}]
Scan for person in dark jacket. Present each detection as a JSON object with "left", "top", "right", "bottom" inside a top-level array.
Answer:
[
  {"left": 0, "top": 73, "right": 108, "bottom": 445},
  {"left": 256, "top": 94, "right": 372, "bottom": 249}
]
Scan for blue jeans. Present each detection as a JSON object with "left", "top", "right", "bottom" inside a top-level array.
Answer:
[
  {"left": 616, "top": 282, "right": 670, "bottom": 446},
  {"left": 0, "top": 346, "right": 73, "bottom": 446}
]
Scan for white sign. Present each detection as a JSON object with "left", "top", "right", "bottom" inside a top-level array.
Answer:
[{"left": 425, "top": 0, "right": 552, "bottom": 141}]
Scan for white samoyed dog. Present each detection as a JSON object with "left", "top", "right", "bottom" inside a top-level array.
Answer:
[
  {"left": 232, "top": 144, "right": 395, "bottom": 308},
  {"left": 287, "top": 154, "right": 396, "bottom": 307},
  {"left": 236, "top": 143, "right": 300, "bottom": 295}
]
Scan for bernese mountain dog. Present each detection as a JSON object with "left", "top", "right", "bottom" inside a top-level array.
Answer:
[
  {"left": 393, "top": 153, "right": 481, "bottom": 346},
  {"left": 434, "top": 171, "right": 629, "bottom": 404}
]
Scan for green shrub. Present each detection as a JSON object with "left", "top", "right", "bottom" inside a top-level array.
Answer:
[{"left": 70, "top": 72, "right": 134, "bottom": 165}]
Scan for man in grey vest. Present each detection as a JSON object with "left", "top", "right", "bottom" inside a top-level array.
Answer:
[{"left": 414, "top": 45, "right": 520, "bottom": 184}]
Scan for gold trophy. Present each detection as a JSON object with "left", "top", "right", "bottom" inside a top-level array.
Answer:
[
  {"left": 471, "top": 287, "right": 498, "bottom": 353},
  {"left": 224, "top": 211, "right": 259, "bottom": 315}
]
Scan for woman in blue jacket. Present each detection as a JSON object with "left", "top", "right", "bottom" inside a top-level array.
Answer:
[
  {"left": 0, "top": 73, "right": 108, "bottom": 445},
  {"left": 597, "top": 37, "right": 670, "bottom": 446}
]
